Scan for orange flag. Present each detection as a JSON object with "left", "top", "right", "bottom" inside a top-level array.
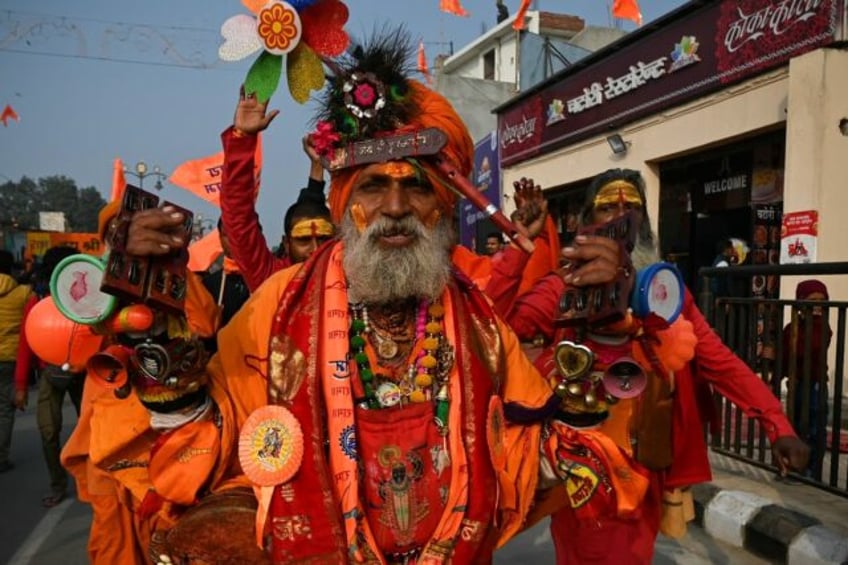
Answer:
[
  {"left": 417, "top": 41, "right": 432, "bottom": 85},
  {"left": 111, "top": 158, "right": 127, "bottom": 202},
  {"left": 169, "top": 135, "right": 263, "bottom": 207},
  {"left": 513, "top": 0, "right": 533, "bottom": 30},
  {"left": 1, "top": 104, "right": 19, "bottom": 127},
  {"left": 188, "top": 229, "right": 223, "bottom": 272},
  {"left": 439, "top": 0, "right": 469, "bottom": 17},
  {"left": 612, "top": 0, "right": 643, "bottom": 26}
]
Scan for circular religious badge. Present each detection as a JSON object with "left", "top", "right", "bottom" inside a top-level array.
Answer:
[
  {"left": 376, "top": 381, "right": 401, "bottom": 407},
  {"left": 239, "top": 405, "right": 304, "bottom": 486},
  {"left": 487, "top": 396, "right": 507, "bottom": 473},
  {"left": 376, "top": 338, "right": 399, "bottom": 360}
]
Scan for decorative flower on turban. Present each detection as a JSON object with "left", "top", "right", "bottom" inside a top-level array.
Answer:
[{"left": 310, "top": 29, "right": 474, "bottom": 222}]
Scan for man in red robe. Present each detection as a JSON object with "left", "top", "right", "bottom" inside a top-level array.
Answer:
[{"left": 509, "top": 168, "right": 808, "bottom": 563}]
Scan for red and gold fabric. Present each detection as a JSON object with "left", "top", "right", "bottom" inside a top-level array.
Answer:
[{"left": 205, "top": 240, "right": 553, "bottom": 563}]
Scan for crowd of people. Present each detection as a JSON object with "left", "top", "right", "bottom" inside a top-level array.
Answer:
[{"left": 0, "top": 25, "right": 833, "bottom": 565}]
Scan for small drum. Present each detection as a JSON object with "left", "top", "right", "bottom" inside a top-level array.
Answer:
[
  {"left": 630, "top": 262, "right": 684, "bottom": 324},
  {"left": 148, "top": 489, "right": 271, "bottom": 565},
  {"left": 50, "top": 254, "right": 117, "bottom": 325}
]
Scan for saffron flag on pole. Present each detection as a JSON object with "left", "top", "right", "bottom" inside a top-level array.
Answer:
[
  {"left": 513, "top": 0, "right": 533, "bottom": 30},
  {"left": 111, "top": 158, "right": 127, "bottom": 202},
  {"left": 188, "top": 229, "right": 223, "bottom": 273},
  {"left": 169, "top": 135, "right": 263, "bottom": 207},
  {"left": 169, "top": 151, "right": 226, "bottom": 207},
  {"left": 1, "top": 104, "right": 20, "bottom": 127},
  {"left": 417, "top": 41, "right": 432, "bottom": 85},
  {"left": 612, "top": 0, "right": 643, "bottom": 26},
  {"left": 439, "top": 0, "right": 469, "bottom": 17}
]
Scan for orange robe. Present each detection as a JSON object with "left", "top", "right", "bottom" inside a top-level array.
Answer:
[
  {"left": 61, "top": 271, "right": 219, "bottom": 564},
  {"left": 203, "top": 243, "right": 556, "bottom": 559}
]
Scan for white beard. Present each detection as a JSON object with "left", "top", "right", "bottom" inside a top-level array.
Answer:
[
  {"left": 341, "top": 213, "right": 453, "bottom": 305},
  {"left": 631, "top": 233, "right": 660, "bottom": 271}
]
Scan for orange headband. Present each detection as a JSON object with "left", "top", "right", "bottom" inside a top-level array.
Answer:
[{"left": 593, "top": 180, "right": 643, "bottom": 208}]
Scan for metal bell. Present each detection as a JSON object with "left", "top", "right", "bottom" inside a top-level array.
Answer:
[
  {"left": 567, "top": 381, "right": 584, "bottom": 397},
  {"left": 554, "top": 380, "right": 570, "bottom": 398}
]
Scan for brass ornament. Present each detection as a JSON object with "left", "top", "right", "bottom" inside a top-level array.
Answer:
[{"left": 554, "top": 341, "right": 594, "bottom": 380}]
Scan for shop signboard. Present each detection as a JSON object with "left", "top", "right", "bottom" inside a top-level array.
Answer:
[
  {"left": 498, "top": 0, "right": 844, "bottom": 166},
  {"left": 459, "top": 132, "right": 502, "bottom": 250},
  {"left": 780, "top": 210, "right": 817, "bottom": 264},
  {"left": 24, "top": 232, "right": 102, "bottom": 260},
  {"left": 692, "top": 152, "right": 753, "bottom": 212}
]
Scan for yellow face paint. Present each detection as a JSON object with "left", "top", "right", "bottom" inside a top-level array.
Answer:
[
  {"left": 593, "top": 180, "right": 643, "bottom": 208},
  {"left": 289, "top": 217, "right": 334, "bottom": 239},
  {"left": 350, "top": 203, "right": 368, "bottom": 234},
  {"left": 373, "top": 161, "right": 416, "bottom": 179}
]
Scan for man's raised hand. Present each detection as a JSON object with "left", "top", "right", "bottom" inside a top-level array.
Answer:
[
  {"left": 233, "top": 85, "right": 280, "bottom": 136},
  {"left": 511, "top": 177, "right": 548, "bottom": 240}
]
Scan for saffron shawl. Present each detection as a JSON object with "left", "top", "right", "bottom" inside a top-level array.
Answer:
[{"left": 208, "top": 241, "right": 552, "bottom": 563}]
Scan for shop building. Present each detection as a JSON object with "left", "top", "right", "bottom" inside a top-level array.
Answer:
[{"left": 494, "top": 0, "right": 847, "bottom": 301}]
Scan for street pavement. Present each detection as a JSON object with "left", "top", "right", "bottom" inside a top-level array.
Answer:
[{"left": 0, "top": 395, "right": 811, "bottom": 564}]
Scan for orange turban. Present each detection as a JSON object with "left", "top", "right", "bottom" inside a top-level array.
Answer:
[
  {"left": 97, "top": 200, "right": 121, "bottom": 242},
  {"left": 327, "top": 81, "right": 474, "bottom": 223}
]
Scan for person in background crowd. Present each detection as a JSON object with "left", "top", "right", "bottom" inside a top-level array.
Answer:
[
  {"left": 710, "top": 238, "right": 735, "bottom": 298},
  {"left": 221, "top": 108, "right": 335, "bottom": 292},
  {"left": 202, "top": 218, "right": 250, "bottom": 329},
  {"left": 0, "top": 249, "right": 34, "bottom": 473},
  {"left": 782, "top": 279, "right": 832, "bottom": 477},
  {"left": 14, "top": 245, "right": 83, "bottom": 507},
  {"left": 485, "top": 231, "right": 504, "bottom": 257}
]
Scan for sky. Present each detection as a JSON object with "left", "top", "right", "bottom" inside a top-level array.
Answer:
[{"left": 0, "top": 0, "right": 685, "bottom": 244}]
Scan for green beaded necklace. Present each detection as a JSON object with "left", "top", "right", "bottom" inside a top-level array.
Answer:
[{"left": 349, "top": 300, "right": 450, "bottom": 434}]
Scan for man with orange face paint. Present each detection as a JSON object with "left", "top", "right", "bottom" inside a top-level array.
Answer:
[
  {"left": 220, "top": 86, "right": 553, "bottom": 302},
  {"left": 219, "top": 92, "right": 335, "bottom": 293},
  {"left": 116, "top": 31, "right": 646, "bottom": 564}
]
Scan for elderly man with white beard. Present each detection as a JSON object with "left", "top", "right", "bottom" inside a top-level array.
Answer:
[
  {"left": 505, "top": 168, "right": 808, "bottom": 564},
  {"left": 114, "top": 31, "right": 654, "bottom": 564}
]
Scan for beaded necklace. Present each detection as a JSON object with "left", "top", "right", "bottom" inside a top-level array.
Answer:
[{"left": 349, "top": 299, "right": 450, "bottom": 434}]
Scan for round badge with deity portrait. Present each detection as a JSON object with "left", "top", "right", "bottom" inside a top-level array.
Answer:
[{"left": 239, "top": 405, "right": 304, "bottom": 486}]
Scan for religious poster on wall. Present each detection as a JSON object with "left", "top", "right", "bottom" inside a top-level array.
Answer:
[
  {"left": 751, "top": 204, "right": 782, "bottom": 361},
  {"left": 751, "top": 204, "right": 781, "bottom": 296},
  {"left": 780, "top": 210, "right": 818, "bottom": 264}
]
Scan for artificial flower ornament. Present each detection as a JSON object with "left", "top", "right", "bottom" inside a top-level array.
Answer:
[
  {"left": 343, "top": 72, "right": 387, "bottom": 119},
  {"left": 256, "top": 1, "right": 302, "bottom": 55},
  {"left": 219, "top": 0, "right": 350, "bottom": 104}
]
